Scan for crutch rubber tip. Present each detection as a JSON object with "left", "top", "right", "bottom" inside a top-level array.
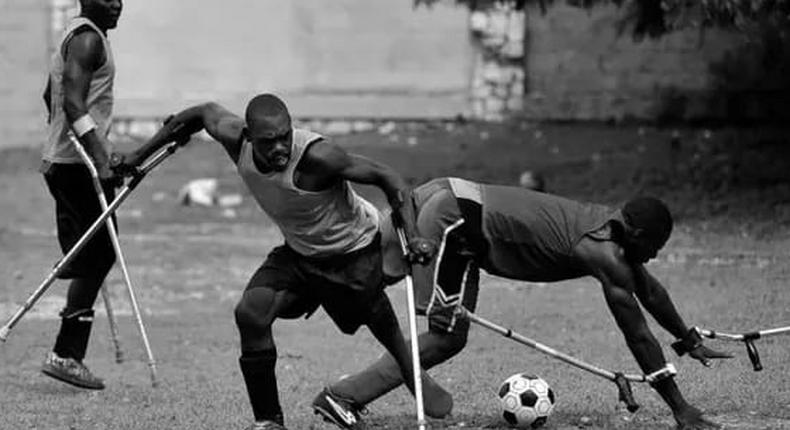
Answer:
[
  {"left": 0, "top": 326, "right": 9, "bottom": 342},
  {"left": 114, "top": 351, "right": 124, "bottom": 364},
  {"left": 745, "top": 340, "right": 763, "bottom": 371},
  {"left": 614, "top": 373, "right": 640, "bottom": 413}
]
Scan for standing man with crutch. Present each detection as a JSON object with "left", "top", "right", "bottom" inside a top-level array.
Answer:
[{"left": 39, "top": 0, "right": 123, "bottom": 390}]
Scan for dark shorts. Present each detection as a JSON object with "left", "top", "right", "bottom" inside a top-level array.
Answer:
[
  {"left": 42, "top": 162, "right": 117, "bottom": 279},
  {"left": 245, "top": 234, "right": 386, "bottom": 334},
  {"left": 411, "top": 182, "right": 484, "bottom": 334}
]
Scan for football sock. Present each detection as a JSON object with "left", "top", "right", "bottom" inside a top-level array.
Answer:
[
  {"left": 240, "top": 350, "right": 283, "bottom": 422},
  {"left": 53, "top": 308, "right": 94, "bottom": 361}
]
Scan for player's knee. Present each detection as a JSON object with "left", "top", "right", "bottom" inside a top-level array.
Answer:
[
  {"left": 234, "top": 298, "right": 267, "bottom": 332},
  {"left": 235, "top": 288, "right": 279, "bottom": 330}
]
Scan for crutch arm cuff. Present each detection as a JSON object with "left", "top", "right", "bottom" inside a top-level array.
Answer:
[
  {"left": 646, "top": 363, "right": 677, "bottom": 386},
  {"left": 71, "top": 114, "right": 97, "bottom": 137}
]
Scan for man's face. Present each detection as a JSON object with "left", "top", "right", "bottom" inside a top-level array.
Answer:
[
  {"left": 248, "top": 128, "right": 292, "bottom": 173},
  {"left": 624, "top": 231, "right": 663, "bottom": 264},
  {"left": 83, "top": 0, "right": 123, "bottom": 30}
]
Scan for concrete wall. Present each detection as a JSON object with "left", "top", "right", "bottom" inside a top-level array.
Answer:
[
  {"left": 522, "top": 3, "right": 742, "bottom": 121},
  {"left": 111, "top": 0, "right": 473, "bottom": 119},
  {"left": 0, "top": 0, "right": 50, "bottom": 149},
  {"left": 0, "top": 0, "right": 472, "bottom": 149}
]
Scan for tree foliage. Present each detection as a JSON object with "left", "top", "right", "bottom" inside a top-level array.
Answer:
[{"left": 415, "top": 0, "right": 790, "bottom": 37}]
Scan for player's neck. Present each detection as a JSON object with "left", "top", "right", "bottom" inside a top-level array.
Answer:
[{"left": 79, "top": 14, "right": 109, "bottom": 35}]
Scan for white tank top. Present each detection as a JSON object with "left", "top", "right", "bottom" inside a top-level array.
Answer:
[
  {"left": 237, "top": 129, "right": 380, "bottom": 257},
  {"left": 43, "top": 17, "right": 115, "bottom": 163}
]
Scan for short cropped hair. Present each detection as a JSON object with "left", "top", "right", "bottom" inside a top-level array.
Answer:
[
  {"left": 622, "top": 197, "right": 673, "bottom": 245},
  {"left": 245, "top": 94, "right": 290, "bottom": 127}
]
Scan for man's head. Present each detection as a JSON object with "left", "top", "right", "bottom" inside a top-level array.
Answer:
[
  {"left": 80, "top": 0, "right": 122, "bottom": 31},
  {"left": 620, "top": 197, "right": 673, "bottom": 264},
  {"left": 244, "top": 94, "right": 293, "bottom": 173}
]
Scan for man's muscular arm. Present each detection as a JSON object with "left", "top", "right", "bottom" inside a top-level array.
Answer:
[
  {"left": 302, "top": 142, "right": 434, "bottom": 264},
  {"left": 594, "top": 253, "right": 672, "bottom": 377},
  {"left": 634, "top": 267, "right": 732, "bottom": 365},
  {"left": 62, "top": 29, "right": 112, "bottom": 177},
  {"left": 117, "top": 102, "right": 244, "bottom": 170},
  {"left": 577, "top": 238, "right": 722, "bottom": 429},
  {"left": 632, "top": 267, "right": 689, "bottom": 339}
]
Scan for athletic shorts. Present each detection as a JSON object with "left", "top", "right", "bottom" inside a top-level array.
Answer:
[
  {"left": 42, "top": 162, "right": 117, "bottom": 279},
  {"left": 411, "top": 178, "right": 486, "bottom": 334},
  {"left": 245, "top": 234, "right": 386, "bottom": 335}
]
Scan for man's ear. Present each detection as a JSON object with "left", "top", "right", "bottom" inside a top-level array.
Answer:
[
  {"left": 629, "top": 226, "right": 645, "bottom": 240},
  {"left": 241, "top": 126, "right": 249, "bottom": 140}
]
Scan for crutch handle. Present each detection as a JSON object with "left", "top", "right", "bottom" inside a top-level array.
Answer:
[
  {"left": 744, "top": 340, "right": 763, "bottom": 371},
  {"left": 614, "top": 373, "right": 640, "bottom": 413}
]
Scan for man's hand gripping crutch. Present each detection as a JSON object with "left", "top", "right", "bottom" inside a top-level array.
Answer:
[{"left": 69, "top": 133, "right": 160, "bottom": 387}]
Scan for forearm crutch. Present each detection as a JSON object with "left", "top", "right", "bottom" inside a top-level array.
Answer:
[
  {"left": 70, "top": 134, "right": 158, "bottom": 386},
  {"left": 694, "top": 325, "right": 790, "bottom": 371},
  {"left": 458, "top": 307, "right": 678, "bottom": 413},
  {"left": 395, "top": 227, "right": 427, "bottom": 430},
  {"left": 1, "top": 136, "right": 190, "bottom": 355}
]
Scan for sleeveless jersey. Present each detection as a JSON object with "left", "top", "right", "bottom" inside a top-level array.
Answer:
[
  {"left": 424, "top": 177, "right": 615, "bottom": 282},
  {"left": 236, "top": 129, "right": 380, "bottom": 257},
  {"left": 43, "top": 17, "right": 115, "bottom": 163}
]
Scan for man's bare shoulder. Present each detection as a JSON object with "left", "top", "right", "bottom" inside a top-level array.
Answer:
[
  {"left": 64, "top": 28, "right": 105, "bottom": 67},
  {"left": 575, "top": 235, "right": 634, "bottom": 288},
  {"left": 299, "top": 138, "right": 346, "bottom": 172}
]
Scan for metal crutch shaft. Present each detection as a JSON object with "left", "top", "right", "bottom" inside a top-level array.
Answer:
[
  {"left": 460, "top": 308, "right": 645, "bottom": 412},
  {"left": 0, "top": 184, "right": 135, "bottom": 342},
  {"left": 395, "top": 227, "right": 427, "bottom": 430}
]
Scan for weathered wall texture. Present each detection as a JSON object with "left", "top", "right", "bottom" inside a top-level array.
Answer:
[
  {"left": 1, "top": 0, "right": 473, "bottom": 148},
  {"left": 521, "top": 3, "right": 741, "bottom": 121},
  {"left": 111, "top": 0, "right": 472, "bottom": 119},
  {"left": 468, "top": 3, "right": 785, "bottom": 122},
  {"left": 0, "top": 0, "right": 50, "bottom": 149},
  {"left": 468, "top": 4, "right": 526, "bottom": 121}
]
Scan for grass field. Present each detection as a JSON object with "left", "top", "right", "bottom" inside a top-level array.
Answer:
[{"left": 1, "top": 121, "right": 789, "bottom": 429}]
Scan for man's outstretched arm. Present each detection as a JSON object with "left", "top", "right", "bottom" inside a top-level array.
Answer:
[
  {"left": 118, "top": 102, "right": 244, "bottom": 169},
  {"left": 579, "top": 241, "right": 722, "bottom": 429}
]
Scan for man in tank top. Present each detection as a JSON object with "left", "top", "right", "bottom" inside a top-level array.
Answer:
[
  {"left": 39, "top": 0, "right": 123, "bottom": 391},
  {"left": 114, "top": 94, "right": 444, "bottom": 430},
  {"left": 324, "top": 177, "right": 732, "bottom": 430}
]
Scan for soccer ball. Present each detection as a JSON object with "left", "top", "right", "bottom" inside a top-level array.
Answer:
[{"left": 497, "top": 373, "right": 556, "bottom": 428}]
